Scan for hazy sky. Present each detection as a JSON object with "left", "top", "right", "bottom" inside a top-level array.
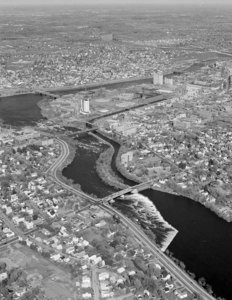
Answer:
[{"left": 0, "top": 0, "right": 232, "bottom": 5}]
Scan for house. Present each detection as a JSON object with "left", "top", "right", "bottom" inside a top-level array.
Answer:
[
  {"left": 82, "top": 292, "right": 92, "bottom": 299},
  {"left": 89, "top": 255, "right": 102, "bottom": 265},
  {"left": 100, "top": 281, "right": 110, "bottom": 291},
  {"left": 99, "top": 272, "right": 109, "bottom": 281},
  {"left": 72, "top": 237, "right": 79, "bottom": 244},
  {"left": 14, "top": 287, "right": 26, "bottom": 298},
  {"left": 117, "top": 267, "right": 125, "bottom": 274},
  {"left": 51, "top": 254, "right": 61, "bottom": 261},
  {"left": 175, "top": 290, "right": 188, "bottom": 299},
  {"left": 12, "top": 216, "right": 24, "bottom": 225},
  {"left": 24, "top": 221, "right": 33, "bottom": 230},
  {"left": 11, "top": 194, "right": 18, "bottom": 202},
  {"left": 0, "top": 272, "right": 7, "bottom": 282},
  {"left": 26, "top": 239, "right": 33, "bottom": 247},
  {"left": 162, "top": 274, "right": 171, "bottom": 281},
  {"left": 53, "top": 244, "right": 63, "bottom": 251},
  {"left": 79, "top": 240, "right": 89, "bottom": 247},
  {"left": 101, "top": 291, "right": 114, "bottom": 298},
  {"left": 3, "top": 228, "right": 14, "bottom": 238},
  {"left": 128, "top": 270, "right": 136, "bottom": 276},
  {"left": 95, "top": 220, "right": 107, "bottom": 228},
  {"left": 64, "top": 257, "right": 70, "bottom": 263},
  {"left": 59, "top": 226, "right": 69, "bottom": 237},
  {"left": 2, "top": 205, "right": 12, "bottom": 215},
  {"left": 81, "top": 276, "right": 91, "bottom": 288},
  {"left": 66, "top": 246, "right": 75, "bottom": 254}
]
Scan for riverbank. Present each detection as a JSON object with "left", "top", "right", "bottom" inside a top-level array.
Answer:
[
  {"left": 100, "top": 130, "right": 232, "bottom": 223},
  {"left": 58, "top": 132, "right": 231, "bottom": 299},
  {"left": 92, "top": 133, "right": 128, "bottom": 190},
  {"left": 37, "top": 98, "right": 53, "bottom": 120},
  {"left": 0, "top": 76, "right": 152, "bottom": 100},
  {"left": 91, "top": 131, "right": 179, "bottom": 250},
  {"left": 55, "top": 135, "right": 82, "bottom": 192}
]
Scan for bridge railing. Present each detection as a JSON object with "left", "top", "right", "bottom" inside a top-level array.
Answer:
[{"left": 102, "top": 180, "right": 154, "bottom": 202}]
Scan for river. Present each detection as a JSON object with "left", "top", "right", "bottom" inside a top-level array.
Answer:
[
  {"left": 0, "top": 93, "right": 44, "bottom": 126},
  {"left": 63, "top": 133, "right": 231, "bottom": 299},
  {"left": 0, "top": 89, "right": 231, "bottom": 299}
]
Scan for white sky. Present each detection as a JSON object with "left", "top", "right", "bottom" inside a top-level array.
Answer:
[{"left": 0, "top": 0, "right": 232, "bottom": 5}]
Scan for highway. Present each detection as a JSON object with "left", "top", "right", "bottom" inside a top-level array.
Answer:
[{"left": 49, "top": 137, "right": 216, "bottom": 300}]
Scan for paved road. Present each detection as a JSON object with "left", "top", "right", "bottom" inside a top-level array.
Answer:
[
  {"left": 49, "top": 138, "right": 216, "bottom": 300},
  {"left": 91, "top": 266, "right": 100, "bottom": 300}
]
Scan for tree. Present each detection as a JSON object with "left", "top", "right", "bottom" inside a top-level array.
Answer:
[
  {"left": 8, "top": 268, "right": 22, "bottom": 284},
  {"left": 0, "top": 262, "right": 7, "bottom": 272},
  {"left": 134, "top": 278, "right": 142, "bottom": 291},
  {"left": 41, "top": 251, "right": 51, "bottom": 259}
]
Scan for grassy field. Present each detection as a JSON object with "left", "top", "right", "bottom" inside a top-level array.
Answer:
[{"left": 0, "top": 243, "right": 76, "bottom": 299}]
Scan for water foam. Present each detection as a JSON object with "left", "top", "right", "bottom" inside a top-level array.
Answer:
[{"left": 123, "top": 192, "right": 178, "bottom": 251}]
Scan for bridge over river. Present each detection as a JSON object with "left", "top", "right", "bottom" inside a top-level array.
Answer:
[
  {"left": 102, "top": 180, "right": 154, "bottom": 202},
  {"left": 34, "top": 90, "right": 59, "bottom": 99},
  {"left": 68, "top": 127, "right": 98, "bottom": 136}
]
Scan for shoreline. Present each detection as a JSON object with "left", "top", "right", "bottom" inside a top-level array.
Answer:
[
  {"left": 161, "top": 228, "right": 178, "bottom": 252},
  {"left": 60, "top": 132, "right": 179, "bottom": 250},
  {"left": 90, "top": 131, "right": 179, "bottom": 250},
  {"left": 94, "top": 129, "right": 232, "bottom": 223},
  {"left": 54, "top": 135, "right": 83, "bottom": 192},
  {"left": 52, "top": 135, "right": 224, "bottom": 298},
  {"left": 0, "top": 76, "right": 152, "bottom": 99},
  {"left": 95, "top": 147, "right": 128, "bottom": 191}
]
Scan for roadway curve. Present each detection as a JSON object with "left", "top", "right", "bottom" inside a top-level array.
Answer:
[{"left": 48, "top": 137, "right": 216, "bottom": 300}]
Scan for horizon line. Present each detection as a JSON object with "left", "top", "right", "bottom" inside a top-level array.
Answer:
[{"left": 1, "top": 3, "right": 232, "bottom": 7}]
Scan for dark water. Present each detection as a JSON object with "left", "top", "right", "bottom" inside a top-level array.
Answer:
[
  {"left": 0, "top": 93, "right": 44, "bottom": 126},
  {"left": 1, "top": 93, "right": 231, "bottom": 299},
  {"left": 62, "top": 134, "right": 175, "bottom": 248},
  {"left": 142, "top": 189, "right": 231, "bottom": 299},
  {"left": 63, "top": 133, "right": 231, "bottom": 299},
  {"left": 62, "top": 135, "right": 117, "bottom": 198}
]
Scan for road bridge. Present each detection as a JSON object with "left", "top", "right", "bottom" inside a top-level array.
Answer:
[
  {"left": 88, "top": 94, "right": 166, "bottom": 123},
  {"left": 34, "top": 90, "right": 59, "bottom": 99},
  {"left": 102, "top": 180, "right": 154, "bottom": 202},
  {"left": 69, "top": 127, "right": 98, "bottom": 137}
]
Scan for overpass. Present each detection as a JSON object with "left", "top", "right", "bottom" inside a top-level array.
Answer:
[
  {"left": 102, "top": 180, "right": 154, "bottom": 202},
  {"left": 34, "top": 90, "right": 59, "bottom": 99}
]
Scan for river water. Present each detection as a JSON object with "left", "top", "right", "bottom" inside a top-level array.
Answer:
[
  {"left": 0, "top": 92, "right": 231, "bottom": 299},
  {"left": 64, "top": 133, "right": 232, "bottom": 299},
  {"left": 0, "top": 93, "right": 44, "bottom": 126}
]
